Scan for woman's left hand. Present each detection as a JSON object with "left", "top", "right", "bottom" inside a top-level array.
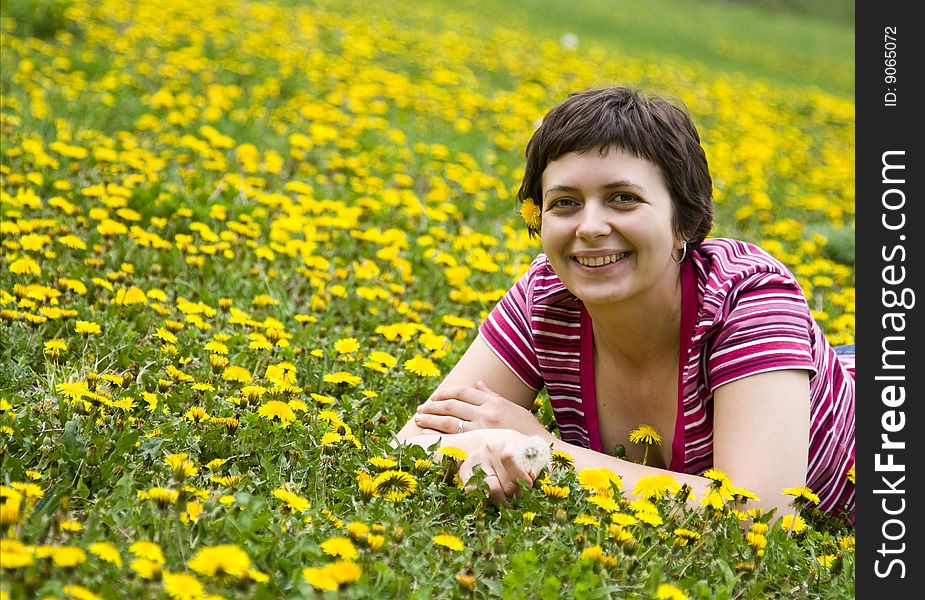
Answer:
[{"left": 414, "top": 380, "right": 552, "bottom": 440}]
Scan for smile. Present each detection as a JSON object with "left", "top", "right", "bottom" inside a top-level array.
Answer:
[{"left": 572, "top": 252, "right": 630, "bottom": 267}]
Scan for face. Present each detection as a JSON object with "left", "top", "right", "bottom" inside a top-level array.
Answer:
[{"left": 540, "top": 146, "right": 682, "bottom": 308}]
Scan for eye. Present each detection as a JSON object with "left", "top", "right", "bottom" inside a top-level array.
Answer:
[
  {"left": 610, "top": 192, "right": 639, "bottom": 204},
  {"left": 547, "top": 197, "right": 578, "bottom": 210}
]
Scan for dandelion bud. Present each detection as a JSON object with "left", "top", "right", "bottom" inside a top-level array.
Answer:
[{"left": 455, "top": 573, "right": 476, "bottom": 591}]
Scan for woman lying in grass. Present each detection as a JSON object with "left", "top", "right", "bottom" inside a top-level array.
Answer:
[{"left": 397, "top": 86, "right": 855, "bottom": 522}]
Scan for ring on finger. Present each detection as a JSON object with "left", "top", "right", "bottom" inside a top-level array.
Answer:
[{"left": 456, "top": 418, "right": 465, "bottom": 434}]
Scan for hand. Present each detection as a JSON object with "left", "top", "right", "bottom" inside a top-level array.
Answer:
[
  {"left": 446, "top": 429, "right": 537, "bottom": 506},
  {"left": 414, "top": 380, "right": 551, "bottom": 440}
]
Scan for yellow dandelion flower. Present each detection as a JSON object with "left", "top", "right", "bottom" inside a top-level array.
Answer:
[
  {"left": 10, "top": 482, "right": 43, "bottom": 501},
  {"left": 130, "top": 558, "right": 161, "bottom": 579},
  {"left": 187, "top": 544, "right": 251, "bottom": 578},
  {"left": 587, "top": 494, "right": 620, "bottom": 513},
  {"left": 89, "top": 542, "right": 122, "bottom": 566},
  {"left": 61, "top": 585, "right": 103, "bottom": 600},
  {"left": 59, "top": 519, "right": 83, "bottom": 532},
  {"left": 781, "top": 486, "right": 821, "bottom": 505},
  {"left": 368, "top": 351, "right": 398, "bottom": 367},
  {"left": 541, "top": 482, "right": 570, "bottom": 499},
  {"left": 221, "top": 365, "right": 252, "bottom": 383},
  {"left": 655, "top": 583, "right": 688, "bottom": 600},
  {"left": 43, "top": 338, "right": 67, "bottom": 358},
  {"left": 310, "top": 393, "right": 337, "bottom": 405},
  {"left": 162, "top": 571, "right": 206, "bottom": 600},
  {"left": 129, "top": 541, "right": 164, "bottom": 564},
  {"left": 50, "top": 545, "right": 87, "bottom": 567},
  {"left": 320, "top": 536, "right": 358, "bottom": 561},
  {"left": 519, "top": 200, "right": 541, "bottom": 230},
  {"left": 403, "top": 355, "right": 440, "bottom": 377},
  {"left": 356, "top": 472, "right": 377, "bottom": 499},
  {"left": 702, "top": 468, "right": 731, "bottom": 488},
  {"left": 628, "top": 424, "right": 661, "bottom": 446},
  {"left": 580, "top": 545, "right": 604, "bottom": 562},
  {"left": 334, "top": 337, "right": 360, "bottom": 354},
  {"left": 577, "top": 467, "right": 622, "bottom": 492},
  {"left": 10, "top": 256, "right": 41, "bottom": 275},
  {"left": 438, "top": 446, "right": 468, "bottom": 461},
  {"left": 550, "top": 451, "right": 575, "bottom": 470},
  {"left": 633, "top": 474, "right": 681, "bottom": 501},
  {"left": 432, "top": 534, "right": 465, "bottom": 551},
  {"left": 778, "top": 514, "right": 808, "bottom": 534},
  {"left": 272, "top": 487, "right": 310, "bottom": 512},
  {"left": 346, "top": 521, "right": 371, "bottom": 541},
  {"left": 139, "top": 487, "right": 180, "bottom": 506},
  {"left": 368, "top": 456, "right": 398, "bottom": 470},
  {"left": 574, "top": 514, "right": 600, "bottom": 527},
  {"left": 0, "top": 538, "right": 35, "bottom": 568},
  {"left": 257, "top": 400, "right": 296, "bottom": 427},
  {"left": 323, "top": 371, "right": 362, "bottom": 386},
  {"left": 673, "top": 528, "right": 701, "bottom": 546},
  {"left": 746, "top": 531, "right": 768, "bottom": 551},
  {"left": 817, "top": 554, "right": 837, "bottom": 569},
  {"left": 750, "top": 522, "right": 770, "bottom": 535},
  {"left": 1, "top": 486, "right": 23, "bottom": 525},
  {"left": 303, "top": 566, "right": 339, "bottom": 591},
  {"left": 75, "top": 320, "right": 102, "bottom": 335},
  {"left": 164, "top": 453, "right": 198, "bottom": 478},
  {"left": 635, "top": 510, "right": 663, "bottom": 527},
  {"left": 372, "top": 470, "right": 418, "bottom": 502}
]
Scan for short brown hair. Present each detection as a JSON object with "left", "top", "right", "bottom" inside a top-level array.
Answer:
[{"left": 518, "top": 86, "right": 713, "bottom": 244}]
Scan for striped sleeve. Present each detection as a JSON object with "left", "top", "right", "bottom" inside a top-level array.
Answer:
[
  {"left": 707, "top": 272, "right": 817, "bottom": 390},
  {"left": 478, "top": 263, "right": 544, "bottom": 391}
]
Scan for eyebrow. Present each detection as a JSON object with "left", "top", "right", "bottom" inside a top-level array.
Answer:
[{"left": 543, "top": 181, "right": 643, "bottom": 199}]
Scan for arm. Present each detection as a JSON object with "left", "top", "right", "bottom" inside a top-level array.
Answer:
[
  {"left": 712, "top": 368, "right": 811, "bottom": 518},
  {"left": 403, "top": 368, "right": 812, "bottom": 517},
  {"left": 396, "top": 333, "right": 542, "bottom": 441}
]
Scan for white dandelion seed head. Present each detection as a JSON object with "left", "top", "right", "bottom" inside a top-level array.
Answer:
[
  {"left": 559, "top": 32, "right": 579, "bottom": 50},
  {"left": 514, "top": 435, "right": 552, "bottom": 474}
]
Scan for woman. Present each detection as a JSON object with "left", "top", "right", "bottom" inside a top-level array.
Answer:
[{"left": 396, "top": 86, "right": 855, "bottom": 520}]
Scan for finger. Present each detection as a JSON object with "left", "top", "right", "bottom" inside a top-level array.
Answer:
[
  {"left": 429, "top": 386, "right": 488, "bottom": 406},
  {"left": 417, "top": 398, "right": 477, "bottom": 421},
  {"left": 413, "top": 413, "right": 462, "bottom": 434},
  {"left": 500, "top": 453, "right": 534, "bottom": 493}
]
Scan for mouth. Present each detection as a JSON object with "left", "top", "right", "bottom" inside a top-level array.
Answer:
[{"left": 571, "top": 251, "right": 631, "bottom": 267}]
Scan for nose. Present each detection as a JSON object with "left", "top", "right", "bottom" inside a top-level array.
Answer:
[{"left": 575, "top": 201, "right": 611, "bottom": 239}]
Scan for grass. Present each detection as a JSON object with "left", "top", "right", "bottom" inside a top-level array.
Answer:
[
  {"left": 1, "top": 0, "right": 854, "bottom": 598},
  {"left": 324, "top": 0, "right": 854, "bottom": 97}
]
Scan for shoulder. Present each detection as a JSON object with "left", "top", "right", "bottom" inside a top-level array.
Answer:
[
  {"left": 693, "top": 238, "right": 797, "bottom": 281},
  {"left": 692, "top": 238, "right": 802, "bottom": 295},
  {"left": 691, "top": 238, "right": 810, "bottom": 323},
  {"left": 520, "top": 253, "right": 577, "bottom": 306}
]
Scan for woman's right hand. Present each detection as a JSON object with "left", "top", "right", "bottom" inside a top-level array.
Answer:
[{"left": 442, "top": 429, "right": 537, "bottom": 505}]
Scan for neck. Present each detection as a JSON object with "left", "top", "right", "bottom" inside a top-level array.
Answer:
[{"left": 585, "top": 274, "right": 683, "bottom": 367}]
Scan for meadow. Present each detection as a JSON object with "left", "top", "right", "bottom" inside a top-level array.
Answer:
[{"left": 1, "top": 0, "right": 855, "bottom": 598}]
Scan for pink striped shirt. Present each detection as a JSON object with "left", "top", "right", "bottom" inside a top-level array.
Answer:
[{"left": 480, "top": 238, "right": 855, "bottom": 516}]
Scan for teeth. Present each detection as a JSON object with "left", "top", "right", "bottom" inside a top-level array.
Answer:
[{"left": 575, "top": 252, "right": 627, "bottom": 267}]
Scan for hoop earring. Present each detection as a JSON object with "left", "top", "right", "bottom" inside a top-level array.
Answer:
[{"left": 671, "top": 242, "right": 688, "bottom": 263}]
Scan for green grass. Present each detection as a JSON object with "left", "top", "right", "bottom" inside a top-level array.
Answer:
[
  {"left": 1, "top": 0, "right": 855, "bottom": 597},
  {"left": 321, "top": 0, "right": 854, "bottom": 97}
]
